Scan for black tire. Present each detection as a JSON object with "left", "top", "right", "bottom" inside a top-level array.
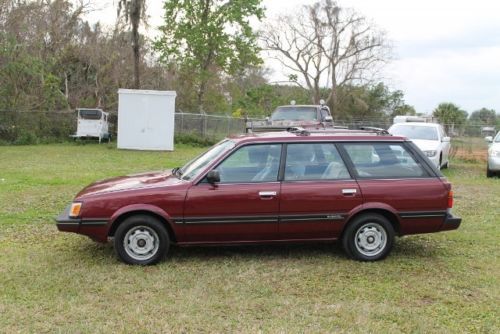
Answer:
[
  {"left": 342, "top": 213, "right": 395, "bottom": 261},
  {"left": 114, "top": 215, "right": 170, "bottom": 265},
  {"left": 442, "top": 159, "right": 449, "bottom": 169},
  {"left": 486, "top": 166, "right": 494, "bottom": 178}
]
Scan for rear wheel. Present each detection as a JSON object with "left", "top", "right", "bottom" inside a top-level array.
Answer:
[
  {"left": 114, "top": 215, "right": 169, "bottom": 265},
  {"left": 342, "top": 213, "right": 395, "bottom": 261}
]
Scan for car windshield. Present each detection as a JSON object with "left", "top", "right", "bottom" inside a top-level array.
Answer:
[
  {"left": 180, "top": 140, "right": 236, "bottom": 181},
  {"left": 390, "top": 125, "right": 439, "bottom": 141},
  {"left": 494, "top": 132, "right": 500, "bottom": 143},
  {"left": 270, "top": 107, "right": 317, "bottom": 121}
]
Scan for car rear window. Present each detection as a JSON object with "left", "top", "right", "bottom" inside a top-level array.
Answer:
[
  {"left": 270, "top": 107, "right": 317, "bottom": 121},
  {"left": 342, "top": 143, "right": 429, "bottom": 178}
]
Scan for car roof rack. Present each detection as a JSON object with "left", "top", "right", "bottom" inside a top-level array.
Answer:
[
  {"left": 357, "top": 126, "right": 390, "bottom": 135},
  {"left": 286, "top": 127, "right": 310, "bottom": 136},
  {"left": 287, "top": 126, "right": 392, "bottom": 136}
]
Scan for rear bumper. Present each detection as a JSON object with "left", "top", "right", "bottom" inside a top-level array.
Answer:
[{"left": 440, "top": 213, "right": 462, "bottom": 231}]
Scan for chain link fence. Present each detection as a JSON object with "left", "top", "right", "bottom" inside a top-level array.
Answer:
[{"left": 0, "top": 109, "right": 496, "bottom": 145}]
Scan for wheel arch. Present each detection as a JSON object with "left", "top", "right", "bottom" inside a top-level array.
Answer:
[
  {"left": 108, "top": 205, "right": 177, "bottom": 243},
  {"left": 342, "top": 207, "right": 401, "bottom": 238}
]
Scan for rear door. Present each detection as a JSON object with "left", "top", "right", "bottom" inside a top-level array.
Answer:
[
  {"left": 279, "top": 143, "right": 362, "bottom": 239},
  {"left": 339, "top": 142, "right": 449, "bottom": 234}
]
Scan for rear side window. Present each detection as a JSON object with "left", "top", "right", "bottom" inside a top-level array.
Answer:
[
  {"left": 342, "top": 143, "right": 429, "bottom": 178},
  {"left": 285, "top": 143, "right": 350, "bottom": 180}
]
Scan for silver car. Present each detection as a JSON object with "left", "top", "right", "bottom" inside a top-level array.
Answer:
[
  {"left": 487, "top": 131, "right": 500, "bottom": 177},
  {"left": 388, "top": 122, "right": 451, "bottom": 170}
]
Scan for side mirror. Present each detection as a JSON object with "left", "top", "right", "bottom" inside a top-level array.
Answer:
[
  {"left": 442, "top": 136, "right": 451, "bottom": 142},
  {"left": 206, "top": 170, "right": 220, "bottom": 184},
  {"left": 324, "top": 115, "right": 333, "bottom": 122},
  {"left": 484, "top": 136, "right": 493, "bottom": 143}
]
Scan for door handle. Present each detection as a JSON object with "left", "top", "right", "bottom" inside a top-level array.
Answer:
[
  {"left": 259, "top": 191, "right": 277, "bottom": 198},
  {"left": 342, "top": 189, "right": 357, "bottom": 196}
]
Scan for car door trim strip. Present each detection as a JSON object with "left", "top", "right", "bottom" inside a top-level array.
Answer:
[{"left": 174, "top": 213, "right": 346, "bottom": 225}]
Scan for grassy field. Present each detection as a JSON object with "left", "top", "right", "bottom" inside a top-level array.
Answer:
[{"left": 0, "top": 143, "right": 499, "bottom": 333}]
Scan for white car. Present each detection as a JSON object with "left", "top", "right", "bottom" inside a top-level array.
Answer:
[
  {"left": 486, "top": 131, "right": 500, "bottom": 177},
  {"left": 388, "top": 122, "right": 451, "bottom": 169}
]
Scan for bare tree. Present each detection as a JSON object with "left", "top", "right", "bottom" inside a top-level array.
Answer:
[
  {"left": 261, "top": 0, "right": 390, "bottom": 109},
  {"left": 117, "top": 0, "right": 147, "bottom": 89}
]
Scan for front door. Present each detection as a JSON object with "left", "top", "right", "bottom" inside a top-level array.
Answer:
[
  {"left": 183, "top": 144, "right": 282, "bottom": 242},
  {"left": 279, "top": 143, "right": 362, "bottom": 239}
]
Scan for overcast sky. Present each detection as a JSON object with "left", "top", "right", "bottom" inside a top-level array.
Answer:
[{"left": 87, "top": 0, "right": 500, "bottom": 115}]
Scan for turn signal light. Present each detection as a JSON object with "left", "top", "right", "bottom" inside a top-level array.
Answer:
[
  {"left": 69, "top": 202, "right": 82, "bottom": 218},
  {"left": 447, "top": 191, "right": 454, "bottom": 209}
]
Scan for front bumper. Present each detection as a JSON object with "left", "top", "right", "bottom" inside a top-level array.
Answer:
[
  {"left": 427, "top": 154, "right": 440, "bottom": 168},
  {"left": 55, "top": 205, "right": 81, "bottom": 233},
  {"left": 487, "top": 156, "right": 500, "bottom": 171},
  {"left": 440, "top": 212, "right": 462, "bottom": 231},
  {"left": 55, "top": 205, "right": 109, "bottom": 242}
]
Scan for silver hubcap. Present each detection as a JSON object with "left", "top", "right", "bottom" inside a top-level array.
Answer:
[
  {"left": 354, "top": 222, "right": 387, "bottom": 257},
  {"left": 123, "top": 226, "right": 159, "bottom": 261}
]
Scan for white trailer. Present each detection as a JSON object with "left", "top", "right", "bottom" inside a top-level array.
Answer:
[{"left": 72, "top": 108, "right": 111, "bottom": 143}]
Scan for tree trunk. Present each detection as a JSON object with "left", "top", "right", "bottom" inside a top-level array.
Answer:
[
  {"left": 197, "top": 79, "right": 206, "bottom": 112},
  {"left": 64, "top": 73, "right": 69, "bottom": 100},
  {"left": 132, "top": 19, "right": 140, "bottom": 89}
]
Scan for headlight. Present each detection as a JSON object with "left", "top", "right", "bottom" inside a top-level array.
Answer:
[
  {"left": 69, "top": 202, "right": 82, "bottom": 218},
  {"left": 423, "top": 150, "right": 437, "bottom": 157}
]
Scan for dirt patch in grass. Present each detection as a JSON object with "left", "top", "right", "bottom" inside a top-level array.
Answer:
[{"left": 451, "top": 137, "right": 489, "bottom": 162}]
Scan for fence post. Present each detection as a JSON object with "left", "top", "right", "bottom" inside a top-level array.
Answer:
[
  {"left": 180, "top": 112, "right": 184, "bottom": 133},
  {"left": 202, "top": 111, "right": 207, "bottom": 138}
]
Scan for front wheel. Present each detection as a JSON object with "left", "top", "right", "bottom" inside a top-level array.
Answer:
[
  {"left": 342, "top": 213, "right": 395, "bottom": 261},
  {"left": 487, "top": 166, "right": 494, "bottom": 178},
  {"left": 114, "top": 215, "right": 170, "bottom": 265}
]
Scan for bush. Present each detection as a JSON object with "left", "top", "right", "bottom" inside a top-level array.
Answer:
[
  {"left": 13, "top": 130, "right": 39, "bottom": 145},
  {"left": 174, "top": 133, "right": 218, "bottom": 147}
]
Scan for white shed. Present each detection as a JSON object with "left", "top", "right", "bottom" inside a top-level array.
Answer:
[{"left": 117, "top": 89, "right": 177, "bottom": 151}]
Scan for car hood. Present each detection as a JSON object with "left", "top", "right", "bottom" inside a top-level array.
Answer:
[
  {"left": 75, "top": 170, "right": 183, "bottom": 199},
  {"left": 410, "top": 139, "right": 441, "bottom": 152}
]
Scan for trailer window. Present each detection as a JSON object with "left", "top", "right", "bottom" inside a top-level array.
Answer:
[{"left": 79, "top": 109, "right": 102, "bottom": 120}]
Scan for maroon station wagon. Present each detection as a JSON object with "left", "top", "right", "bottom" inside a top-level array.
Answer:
[{"left": 56, "top": 129, "right": 461, "bottom": 265}]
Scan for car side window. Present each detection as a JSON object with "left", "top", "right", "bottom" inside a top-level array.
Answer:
[
  {"left": 216, "top": 144, "right": 282, "bottom": 183},
  {"left": 342, "top": 143, "right": 429, "bottom": 178},
  {"left": 284, "top": 143, "right": 350, "bottom": 180}
]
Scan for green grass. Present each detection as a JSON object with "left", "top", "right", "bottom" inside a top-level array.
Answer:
[{"left": 0, "top": 143, "right": 499, "bottom": 333}]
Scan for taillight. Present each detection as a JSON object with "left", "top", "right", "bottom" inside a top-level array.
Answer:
[{"left": 448, "top": 190, "right": 454, "bottom": 208}]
